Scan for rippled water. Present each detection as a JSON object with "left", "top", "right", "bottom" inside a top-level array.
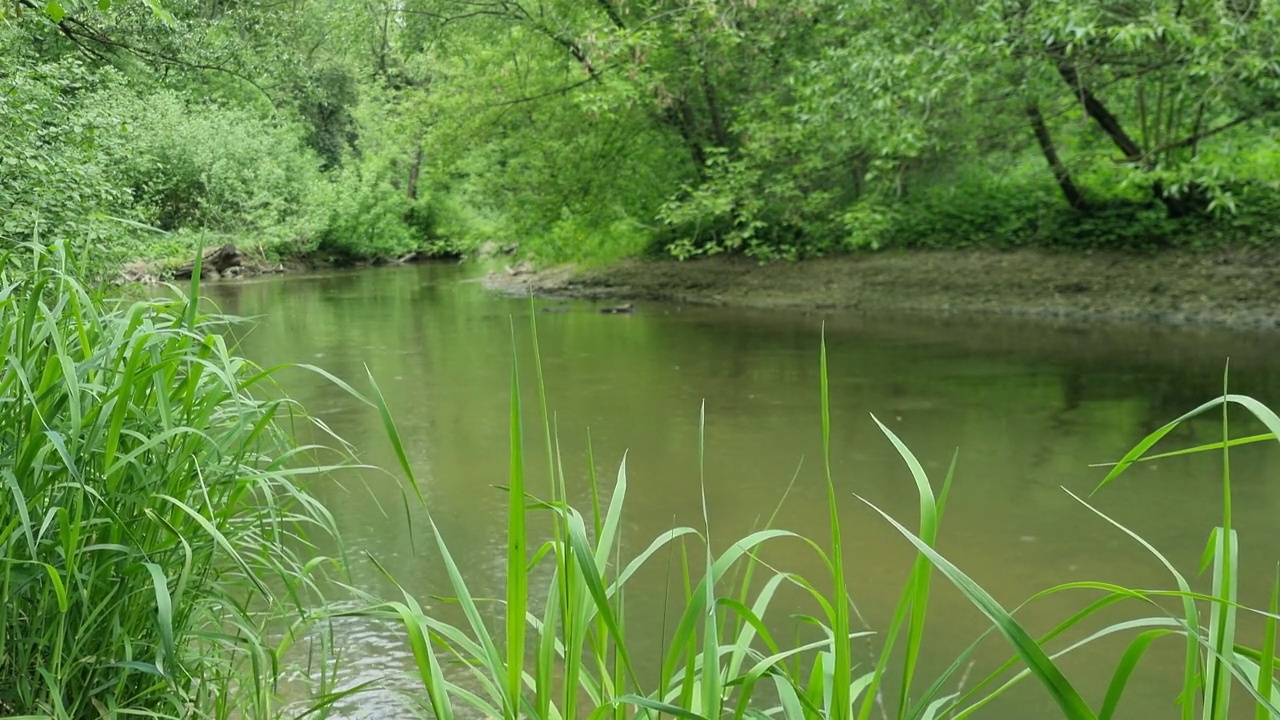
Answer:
[{"left": 205, "top": 263, "right": 1280, "bottom": 719}]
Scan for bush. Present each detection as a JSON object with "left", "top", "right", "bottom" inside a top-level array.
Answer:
[
  {"left": 312, "top": 168, "right": 419, "bottom": 260},
  {"left": 2, "top": 24, "right": 335, "bottom": 271},
  {"left": 0, "top": 25, "right": 131, "bottom": 271},
  {"left": 839, "top": 170, "right": 1280, "bottom": 253},
  {"left": 0, "top": 244, "right": 344, "bottom": 718},
  {"left": 86, "top": 89, "right": 327, "bottom": 245}
]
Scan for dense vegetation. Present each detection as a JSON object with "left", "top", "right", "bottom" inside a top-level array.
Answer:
[
  {"left": 0, "top": 244, "right": 352, "bottom": 718},
  {"left": 5, "top": 0, "right": 1280, "bottom": 269}
]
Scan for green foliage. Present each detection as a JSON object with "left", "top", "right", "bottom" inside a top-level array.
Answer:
[
  {"left": 9, "top": 0, "right": 1280, "bottom": 268},
  {"left": 377, "top": 0, "right": 1280, "bottom": 261},
  {"left": 0, "top": 26, "right": 129, "bottom": 269},
  {"left": 843, "top": 180, "right": 1280, "bottom": 253},
  {"left": 87, "top": 88, "right": 326, "bottom": 241},
  {"left": 292, "top": 66, "right": 360, "bottom": 170},
  {"left": 312, "top": 168, "right": 419, "bottom": 260},
  {"left": 0, "top": 243, "right": 347, "bottom": 718},
  {"left": 304, "top": 81, "right": 465, "bottom": 261}
]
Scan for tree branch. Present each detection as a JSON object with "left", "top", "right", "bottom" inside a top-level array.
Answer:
[
  {"left": 484, "top": 78, "right": 594, "bottom": 107},
  {"left": 17, "top": 0, "right": 275, "bottom": 103},
  {"left": 1149, "top": 113, "right": 1257, "bottom": 156},
  {"left": 594, "top": 0, "right": 625, "bottom": 30},
  {"left": 15, "top": 0, "right": 106, "bottom": 61}
]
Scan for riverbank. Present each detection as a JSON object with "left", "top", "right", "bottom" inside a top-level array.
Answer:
[
  {"left": 484, "top": 247, "right": 1280, "bottom": 329},
  {"left": 119, "top": 244, "right": 450, "bottom": 284}
]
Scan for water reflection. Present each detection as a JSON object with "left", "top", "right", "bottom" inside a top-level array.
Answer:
[{"left": 204, "top": 265, "right": 1280, "bottom": 719}]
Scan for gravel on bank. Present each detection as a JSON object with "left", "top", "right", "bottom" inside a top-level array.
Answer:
[{"left": 482, "top": 247, "right": 1280, "bottom": 330}]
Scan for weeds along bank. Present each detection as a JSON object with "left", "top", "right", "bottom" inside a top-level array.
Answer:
[
  {"left": 351, "top": 323, "right": 1280, "bottom": 720},
  {"left": 0, "top": 244, "right": 353, "bottom": 718},
  {"left": 4, "top": 240, "right": 1280, "bottom": 719}
]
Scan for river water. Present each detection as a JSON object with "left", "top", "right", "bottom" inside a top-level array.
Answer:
[{"left": 206, "top": 263, "right": 1280, "bottom": 719}]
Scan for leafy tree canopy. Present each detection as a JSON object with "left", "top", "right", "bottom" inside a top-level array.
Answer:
[{"left": 4, "top": 0, "right": 1280, "bottom": 267}]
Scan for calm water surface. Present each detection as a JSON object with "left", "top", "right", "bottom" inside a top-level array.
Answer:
[{"left": 205, "top": 264, "right": 1280, "bottom": 719}]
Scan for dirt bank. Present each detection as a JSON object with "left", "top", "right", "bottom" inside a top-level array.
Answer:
[
  {"left": 120, "top": 246, "right": 444, "bottom": 285},
  {"left": 484, "top": 247, "right": 1280, "bottom": 329}
]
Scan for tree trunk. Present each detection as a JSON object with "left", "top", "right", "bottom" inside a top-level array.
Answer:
[
  {"left": 1051, "top": 54, "right": 1206, "bottom": 217},
  {"left": 702, "top": 68, "right": 730, "bottom": 150},
  {"left": 1051, "top": 55, "right": 1144, "bottom": 163},
  {"left": 1154, "top": 180, "right": 1209, "bottom": 218},
  {"left": 1026, "top": 104, "right": 1088, "bottom": 211},
  {"left": 406, "top": 147, "right": 423, "bottom": 201},
  {"left": 666, "top": 100, "right": 708, "bottom": 176}
]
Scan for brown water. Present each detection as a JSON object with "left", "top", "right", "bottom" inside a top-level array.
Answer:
[{"left": 206, "top": 263, "right": 1280, "bottom": 719}]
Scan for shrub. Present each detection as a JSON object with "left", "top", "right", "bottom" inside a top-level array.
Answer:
[
  {"left": 0, "top": 24, "right": 131, "bottom": 271},
  {"left": 85, "top": 89, "right": 326, "bottom": 241},
  {"left": 313, "top": 168, "right": 419, "bottom": 261}
]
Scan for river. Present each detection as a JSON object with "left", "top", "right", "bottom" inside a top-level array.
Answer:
[{"left": 205, "top": 262, "right": 1280, "bottom": 719}]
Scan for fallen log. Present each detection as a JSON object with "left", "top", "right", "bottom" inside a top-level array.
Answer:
[{"left": 172, "top": 243, "right": 244, "bottom": 280}]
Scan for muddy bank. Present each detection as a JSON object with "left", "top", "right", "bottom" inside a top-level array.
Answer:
[
  {"left": 120, "top": 245, "right": 445, "bottom": 285},
  {"left": 484, "top": 247, "right": 1280, "bottom": 329}
]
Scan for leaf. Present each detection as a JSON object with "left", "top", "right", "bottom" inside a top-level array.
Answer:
[
  {"left": 1099, "top": 629, "right": 1174, "bottom": 720},
  {"left": 617, "top": 694, "right": 709, "bottom": 720},
  {"left": 858, "top": 496, "right": 1097, "bottom": 720},
  {"left": 43, "top": 1, "right": 65, "bottom": 22},
  {"left": 505, "top": 319, "right": 527, "bottom": 719},
  {"left": 143, "top": 562, "right": 176, "bottom": 678}
]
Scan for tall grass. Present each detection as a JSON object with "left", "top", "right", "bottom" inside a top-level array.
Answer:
[
  {"left": 0, "top": 243, "right": 350, "bottom": 719},
  {"left": 357, "top": 312, "right": 1280, "bottom": 720}
]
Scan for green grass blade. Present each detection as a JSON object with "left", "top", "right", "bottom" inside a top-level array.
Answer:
[
  {"left": 141, "top": 563, "right": 176, "bottom": 678},
  {"left": 867, "top": 415, "right": 943, "bottom": 719},
  {"left": 818, "top": 328, "right": 852, "bottom": 720},
  {"left": 564, "top": 503, "right": 639, "bottom": 687},
  {"left": 417, "top": 515, "right": 512, "bottom": 710},
  {"left": 359, "top": 560, "right": 454, "bottom": 720},
  {"left": 1092, "top": 395, "right": 1224, "bottom": 492},
  {"left": 505, "top": 320, "right": 528, "bottom": 720},
  {"left": 1204, "top": 527, "right": 1239, "bottom": 720},
  {"left": 594, "top": 452, "right": 629, "bottom": 571},
  {"left": 858, "top": 495, "right": 1097, "bottom": 720},
  {"left": 951, "top": 617, "right": 1181, "bottom": 720},
  {"left": 156, "top": 494, "right": 270, "bottom": 597},
  {"left": 1099, "top": 629, "right": 1174, "bottom": 720},
  {"left": 771, "top": 673, "right": 807, "bottom": 720},
  {"left": 1090, "top": 433, "right": 1274, "bottom": 467},
  {"left": 659, "top": 528, "right": 801, "bottom": 687},
  {"left": 184, "top": 243, "right": 203, "bottom": 330},
  {"left": 1258, "top": 569, "right": 1279, "bottom": 720},
  {"left": 698, "top": 401, "right": 723, "bottom": 720},
  {"left": 1094, "top": 393, "right": 1280, "bottom": 494},
  {"left": 618, "top": 693, "right": 710, "bottom": 720},
  {"left": 1064, "top": 488, "right": 1201, "bottom": 720},
  {"left": 364, "top": 365, "right": 421, "bottom": 503}
]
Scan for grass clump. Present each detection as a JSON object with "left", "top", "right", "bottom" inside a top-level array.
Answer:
[
  {"left": 353, "top": 312, "right": 1280, "bottom": 720},
  {"left": 0, "top": 243, "right": 346, "bottom": 719}
]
